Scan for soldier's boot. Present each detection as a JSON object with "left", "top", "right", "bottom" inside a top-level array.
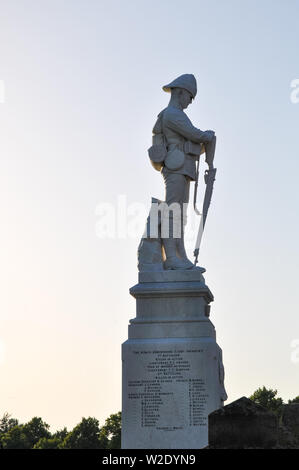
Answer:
[
  {"left": 163, "top": 238, "right": 194, "bottom": 270},
  {"left": 161, "top": 212, "right": 193, "bottom": 270}
]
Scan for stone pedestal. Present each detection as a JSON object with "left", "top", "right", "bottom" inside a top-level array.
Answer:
[{"left": 121, "top": 270, "right": 227, "bottom": 449}]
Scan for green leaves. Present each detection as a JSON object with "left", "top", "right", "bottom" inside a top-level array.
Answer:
[
  {"left": 60, "top": 417, "right": 108, "bottom": 449},
  {"left": 249, "top": 386, "right": 284, "bottom": 414},
  {"left": 34, "top": 437, "right": 63, "bottom": 449},
  {"left": 0, "top": 413, "right": 18, "bottom": 434},
  {"left": 0, "top": 412, "right": 122, "bottom": 449},
  {"left": 100, "top": 412, "right": 121, "bottom": 449},
  {"left": 0, "top": 425, "right": 30, "bottom": 449},
  {"left": 0, "top": 409, "right": 127, "bottom": 449},
  {"left": 288, "top": 396, "right": 299, "bottom": 404},
  {"left": 0, "top": 416, "right": 51, "bottom": 449}
]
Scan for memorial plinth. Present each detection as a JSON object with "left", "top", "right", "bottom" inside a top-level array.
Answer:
[{"left": 122, "top": 270, "right": 227, "bottom": 449}]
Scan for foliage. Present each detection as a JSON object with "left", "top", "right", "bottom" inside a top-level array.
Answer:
[
  {"left": 101, "top": 412, "right": 121, "bottom": 449},
  {"left": 60, "top": 417, "right": 108, "bottom": 449},
  {"left": 34, "top": 427, "right": 68, "bottom": 449},
  {"left": 0, "top": 413, "right": 19, "bottom": 434},
  {"left": 52, "top": 427, "right": 69, "bottom": 440},
  {"left": 22, "top": 417, "right": 51, "bottom": 448},
  {"left": 34, "top": 437, "right": 63, "bottom": 449},
  {"left": 0, "top": 416, "right": 51, "bottom": 449},
  {"left": 288, "top": 396, "right": 299, "bottom": 404},
  {"left": 249, "top": 386, "right": 284, "bottom": 414},
  {"left": 0, "top": 425, "right": 30, "bottom": 449},
  {"left": 0, "top": 413, "right": 118, "bottom": 449}
]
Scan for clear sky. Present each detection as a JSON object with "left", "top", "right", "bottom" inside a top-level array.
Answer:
[{"left": 0, "top": 0, "right": 299, "bottom": 432}]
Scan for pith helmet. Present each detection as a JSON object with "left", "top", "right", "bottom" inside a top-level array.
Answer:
[{"left": 162, "top": 74, "right": 197, "bottom": 99}]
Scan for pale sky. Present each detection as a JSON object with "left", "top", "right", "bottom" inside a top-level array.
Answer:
[{"left": 0, "top": 0, "right": 299, "bottom": 432}]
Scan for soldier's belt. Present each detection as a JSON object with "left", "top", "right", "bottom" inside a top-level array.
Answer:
[
  {"left": 184, "top": 141, "right": 202, "bottom": 156},
  {"left": 170, "top": 141, "right": 202, "bottom": 156}
]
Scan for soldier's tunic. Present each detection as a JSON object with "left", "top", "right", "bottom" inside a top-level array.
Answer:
[{"left": 153, "top": 105, "right": 207, "bottom": 206}]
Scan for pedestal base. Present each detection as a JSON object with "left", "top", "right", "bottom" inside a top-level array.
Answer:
[{"left": 122, "top": 270, "right": 227, "bottom": 449}]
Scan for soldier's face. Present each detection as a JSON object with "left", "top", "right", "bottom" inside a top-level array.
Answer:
[{"left": 180, "top": 89, "right": 193, "bottom": 109}]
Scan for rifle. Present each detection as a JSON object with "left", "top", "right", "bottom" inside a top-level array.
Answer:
[
  {"left": 193, "top": 135, "right": 217, "bottom": 265},
  {"left": 194, "top": 167, "right": 217, "bottom": 266}
]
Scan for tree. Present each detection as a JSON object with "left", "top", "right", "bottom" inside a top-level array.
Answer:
[
  {"left": 34, "top": 427, "right": 69, "bottom": 449},
  {"left": 288, "top": 396, "right": 299, "bottom": 404},
  {"left": 249, "top": 386, "right": 284, "bottom": 413},
  {"left": 0, "top": 425, "right": 30, "bottom": 449},
  {"left": 60, "top": 417, "right": 108, "bottom": 449},
  {"left": 101, "top": 412, "right": 121, "bottom": 449},
  {"left": 52, "top": 427, "right": 68, "bottom": 440},
  {"left": 22, "top": 417, "right": 51, "bottom": 448},
  {"left": 0, "top": 413, "right": 19, "bottom": 434},
  {"left": 34, "top": 437, "right": 63, "bottom": 449}
]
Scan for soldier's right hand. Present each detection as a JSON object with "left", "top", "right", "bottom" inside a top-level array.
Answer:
[{"left": 202, "top": 130, "right": 215, "bottom": 143}]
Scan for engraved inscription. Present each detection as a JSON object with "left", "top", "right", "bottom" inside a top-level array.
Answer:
[
  {"left": 189, "top": 379, "right": 208, "bottom": 426},
  {"left": 127, "top": 348, "right": 209, "bottom": 430}
]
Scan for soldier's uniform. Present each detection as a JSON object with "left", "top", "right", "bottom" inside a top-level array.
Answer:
[
  {"left": 153, "top": 104, "right": 209, "bottom": 203},
  {"left": 152, "top": 74, "right": 214, "bottom": 270}
]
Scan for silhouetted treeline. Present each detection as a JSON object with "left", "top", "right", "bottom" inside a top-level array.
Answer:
[{"left": 0, "top": 412, "right": 121, "bottom": 449}]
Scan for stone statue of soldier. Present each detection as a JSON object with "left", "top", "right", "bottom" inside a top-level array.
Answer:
[
  {"left": 124, "top": 75, "right": 226, "bottom": 451},
  {"left": 151, "top": 74, "right": 216, "bottom": 270}
]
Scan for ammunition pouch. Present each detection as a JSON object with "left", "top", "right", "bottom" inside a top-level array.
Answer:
[
  {"left": 148, "top": 133, "right": 167, "bottom": 171},
  {"left": 148, "top": 128, "right": 204, "bottom": 173},
  {"left": 164, "top": 146, "right": 185, "bottom": 171}
]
